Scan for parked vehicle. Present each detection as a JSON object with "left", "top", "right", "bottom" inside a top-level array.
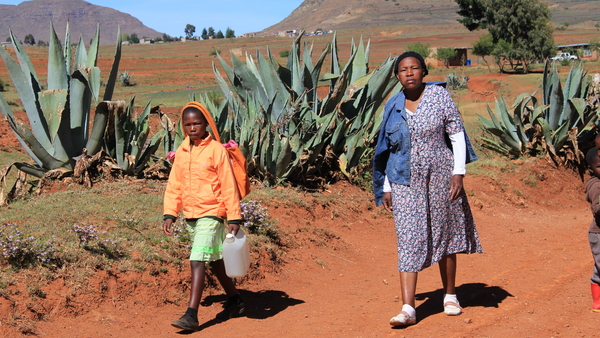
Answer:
[{"left": 550, "top": 52, "right": 579, "bottom": 61}]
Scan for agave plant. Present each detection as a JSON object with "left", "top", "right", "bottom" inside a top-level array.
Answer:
[
  {"left": 198, "top": 32, "right": 400, "bottom": 185},
  {"left": 102, "top": 98, "right": 164, "bottom": 176},
  {"left": 478, "top": 60, "right": 597, "bottom": 168},
  {"left": 0, "top": 23, "right": 122, "bottom": 177}
]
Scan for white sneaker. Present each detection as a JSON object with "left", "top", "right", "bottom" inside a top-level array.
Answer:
[
  {"left": 444, "top": 301, "right": 462, "bottom": 316},
  {"left": 389, "top": 311, "right": 416, "bottom": 326}
]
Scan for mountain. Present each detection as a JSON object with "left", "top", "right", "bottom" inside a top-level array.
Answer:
[
  {"left": 262, "top": 0, "right": 600, "bottom": 34},
  {"left": 0, "top": 0, "right": 162, "bottom": 45}
]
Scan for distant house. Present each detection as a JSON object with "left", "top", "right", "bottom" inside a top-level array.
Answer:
[
  {"left": 428, "top": 47, "right": 474, "bottom": 67},
  {"left": 278, "top": 30, "right": 298, "bottom": 38},
  {"left": 242, "top": 32, "right": 260, "bottom": 38},
  {"left": 139, "top": 38, "right": 153, "bottom": 44},
  {"left": 0, "top": 41, "right": 13, "bottom": 48},
  {"left": 557, "top": 43, "right": 599, "bottom": 61}
]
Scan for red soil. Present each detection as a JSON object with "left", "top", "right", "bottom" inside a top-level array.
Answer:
[{"left": 1, "top": 160, "right": 597, "bottom": 337}]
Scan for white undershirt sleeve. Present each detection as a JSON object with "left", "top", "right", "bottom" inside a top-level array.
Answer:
[
  {"left": 449, "top": 131, "right": 466, "bottom": 176},
  {"left": 383, "top": 175, "right": 392, "bottom": 192}
]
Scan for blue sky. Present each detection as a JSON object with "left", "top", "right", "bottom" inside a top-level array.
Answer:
[{"left": 2, "top": 0, "right": 304, "bottom": 36}]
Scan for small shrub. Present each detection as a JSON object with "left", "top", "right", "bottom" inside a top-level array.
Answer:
[
  {"left": 69, "top": 223, "right": 126, "bottom": 259},
  {"left": 118, "top": 71, "right": 136, "bottom": 86},
  {"left": 28, "top": 285, "right": 46, "bottom": 299},
  {"left": 352, "top": 151, "right": 374, "bottom": 191},
  {"left": 240, "top": 200, "right": 279, "bottom": 240},
  {"left": 522, "top": 175, "right": 538, "bottom": 187},
  {"left": 445, "top": 73, "right": 469, "bottom": 91},
  {"left": 279, "top": 50, "right": 290, "bottom": 58},
  {"left": 560, "top": 58, "right": 570, "bottom": 67},
  {"left": 173, "top": 218, "right": 191, "bottom": 243},
  {"left": 0, "top": 224, "right": 60, "bottom": 268},
  {"left": 97, "top": 237, "right": 125, "bottom": 259},
  {"left": 209, "top": 49, "right": 221, "bottom": 56},
  {"left": 0, "top": 78, "right": 6, "bottom": 92},
  {"left": 70, "top": 223, "right": 99, "bottom": 246}
]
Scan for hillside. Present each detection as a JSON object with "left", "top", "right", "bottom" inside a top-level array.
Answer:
[
  {"left": 263, "top": 0, "right": 600, "bottom": 34},
  {"left": 0, "top": 0, "right": 162, "bottom": 45}
]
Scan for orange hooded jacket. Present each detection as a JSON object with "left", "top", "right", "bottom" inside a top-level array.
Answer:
[{"left": 163, "top": 106, "right": 242, "bottom": 223}]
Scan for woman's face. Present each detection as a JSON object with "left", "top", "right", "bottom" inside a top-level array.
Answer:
[
  {"left": 396, "top": 57, "right": 425, "bottom": 91},
  {"left": 182, "top": 110, "right": 208, "bottom": 141}
]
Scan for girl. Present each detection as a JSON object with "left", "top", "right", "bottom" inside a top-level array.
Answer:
[{"left": 162, "top": 102, "right": 244, "bottom": 331}]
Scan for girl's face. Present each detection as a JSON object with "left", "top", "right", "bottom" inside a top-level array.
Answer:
[
  {"left": 591, "top": 155, "right": 600, "bottom": 178},
  {"left": 396, "top": 57, "right": 425, "bottom": 91},
  {"left": 182, "top": 110, "right": 208, "bottom": 142}
]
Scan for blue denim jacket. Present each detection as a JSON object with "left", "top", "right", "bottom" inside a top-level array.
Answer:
[{"left": 372, "top": 83, "right": 478, "bottom": 206}]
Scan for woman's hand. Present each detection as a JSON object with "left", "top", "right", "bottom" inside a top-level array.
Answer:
[
  {"left": 382, "top": 192, "right": 393, "bottom": 213},
  {"left": 163, "top": 219, "right": 174, "bottom": 236},
  {"left": 450, "top": 175, "right": 464, "bottom": 201},
  {"left": 228, "top": 223, "right": 240, "bottom": 235}
]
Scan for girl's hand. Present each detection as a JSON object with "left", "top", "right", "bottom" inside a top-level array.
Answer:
[
  {"left": 228, "top": 223, "right": 240, "bottom": 235},
  {"left": 163, "top": 219, "right": 174, "bottom": 236},
  {"left": 382, "top": 192, "right": 393, "bottom": 213},
  {"left": 450, "top": 175, "right": 464, "bottom": 201}
]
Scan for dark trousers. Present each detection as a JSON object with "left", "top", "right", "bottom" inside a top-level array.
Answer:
[{"left": 589, "top": 232, "right": 600, "bottom": 285}]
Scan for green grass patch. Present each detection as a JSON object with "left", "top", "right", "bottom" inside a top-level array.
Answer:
[{"left": 0, "top": 150, "right": 30, "bottom": 167}]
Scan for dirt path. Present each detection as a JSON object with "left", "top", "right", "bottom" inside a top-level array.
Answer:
[{"left": 1, "top": 160, "right": 594, "bottom": 338}]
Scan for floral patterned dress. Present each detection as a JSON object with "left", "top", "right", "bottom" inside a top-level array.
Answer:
[{"left": 389, "top": 85, "right": 482, "bottom": 272}]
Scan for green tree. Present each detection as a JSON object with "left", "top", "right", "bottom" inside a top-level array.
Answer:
[
  {"left": 215, "top": 30, "right": 224, "bottom": 39},
  {"left": 23, "top": 34, "right": 35, "bottom": 45},
  {"left": 472, "top": 34, "right": 494, "bottom": 72},
  {"left": 162, "top": 33, "right": 175, "bottom": 42},
  {"left": 184, "top": 24, "right": 195, "bottom": 39},
  {"left": 435, "top": 48, "right": 457, "bottom": 68},
  {"left": 405, "top": 42, "right": 431, "bottom": 58},
  {"left": 492, "top": 39, "right": 512, "bottom": 73},
  {"left": 127, "top": 33, "right": 139, "bottom": 44},
  {"left": 456, "top": 0, "right": 488, "bottom": 31},
  {"left": 201, "top": 28, "right": 208, "bottom": 40},
  {"left": 208, "top": 27, "right": 215, "bottom": 39},
  {"left": 226, "top": 27, "right": 235, "bottom": 39},
  {"left": 455, "top": 0, "right": 555, "bottom": 73}
]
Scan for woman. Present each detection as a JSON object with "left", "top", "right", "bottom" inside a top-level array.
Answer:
[{"left": 373, "top": 51, "right": 482, "bottom": 326}]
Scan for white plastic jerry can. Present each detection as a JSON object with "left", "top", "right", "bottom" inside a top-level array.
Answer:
[{"left": 222, "top": 228, "right": 250, "bottom": 278}]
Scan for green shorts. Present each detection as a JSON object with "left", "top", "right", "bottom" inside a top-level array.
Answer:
[{"left": 186, "top": 217, "right": 226, "bottom": 262}]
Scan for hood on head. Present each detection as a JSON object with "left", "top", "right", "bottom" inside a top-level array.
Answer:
[{"left": 180, "top": 101, "right": 220, "bottom": 142}]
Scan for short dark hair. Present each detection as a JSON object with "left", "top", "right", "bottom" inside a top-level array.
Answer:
[
  {"left": 586, "top": 147, "right": 598, "bottom": 167},
  {"left": 393, "top": 51, "right": 428, "bottom": 77},
  {"left": 182, "top": 107, "right": 207, "bottom": 122}
]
